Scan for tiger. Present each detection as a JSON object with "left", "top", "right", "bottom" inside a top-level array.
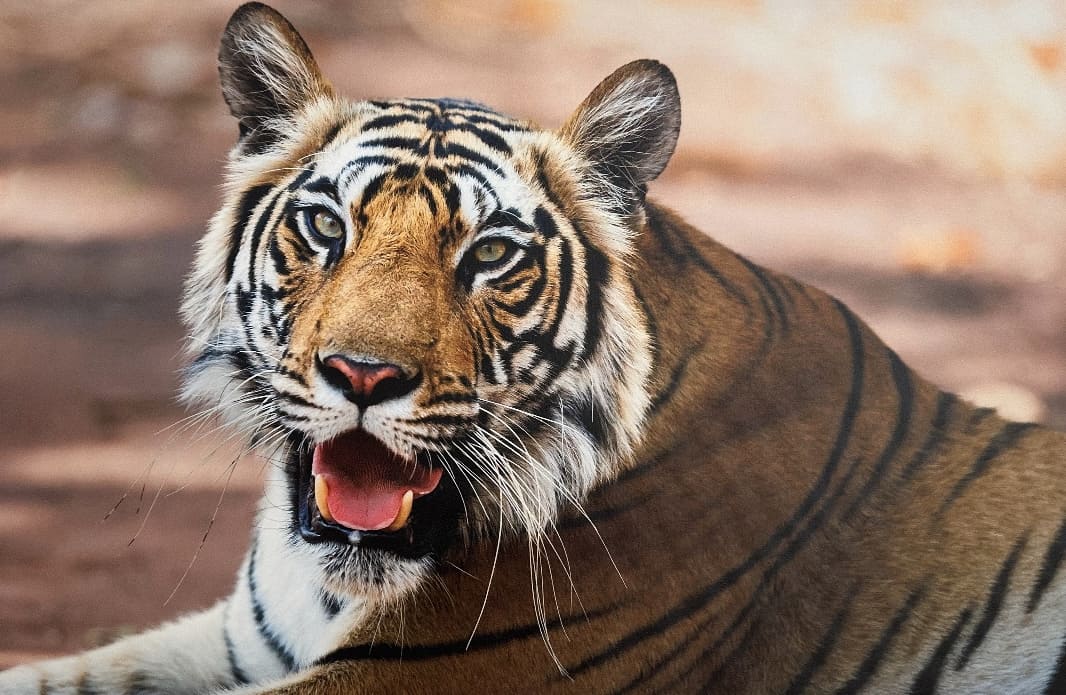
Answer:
[{"left": 4, "top": 2, "right": 1066, "bottom": 693}]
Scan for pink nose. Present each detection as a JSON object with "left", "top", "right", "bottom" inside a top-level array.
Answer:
[{"left": 320, "top": 355, "right": 413, "bottom": 407}]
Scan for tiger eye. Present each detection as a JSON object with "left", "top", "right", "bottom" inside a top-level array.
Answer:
[
  {"left": 312, "top": 210, "right": 344, "bottom": 239},
  {"left": 474, "top": 240, "right": 508, "bottom": 264}
]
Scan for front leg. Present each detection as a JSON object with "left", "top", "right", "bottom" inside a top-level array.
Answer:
[
  {"left": 216, "top": 662, "right": 359, "bottom": 695},
  {"left": 0, "top": 528, "right": 357, "bottom": 695},
  {"left": 0, "top": 601, "right": 242, "bottom": 694}
]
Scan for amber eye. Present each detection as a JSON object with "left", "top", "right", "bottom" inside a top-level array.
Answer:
[
  {"left": 309, "top": 209, "right": 344, "bottom": 240},
  {"left": 473, "top": 239, "right": 511, "bottom": 264}
]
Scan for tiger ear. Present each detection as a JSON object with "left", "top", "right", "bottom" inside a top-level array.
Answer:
[
  {"left": 218, "top": 2, "right": 333, "bottom": 151},
  {"left": 561, "top": 60, "right": 681, "bottom": 208}
]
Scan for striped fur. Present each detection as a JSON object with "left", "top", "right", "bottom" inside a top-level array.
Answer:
[{"left": 5, "top": 4, "right": 1066, "bottom": 693}]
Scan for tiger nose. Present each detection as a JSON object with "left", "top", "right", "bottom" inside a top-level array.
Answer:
[{"left": 318, "top": 355, "right": 420, "bottom": 408}]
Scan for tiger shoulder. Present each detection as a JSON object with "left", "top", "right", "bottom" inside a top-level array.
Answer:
[{"left": 3, "top": 3, "right": 1065, "bottom": 694}]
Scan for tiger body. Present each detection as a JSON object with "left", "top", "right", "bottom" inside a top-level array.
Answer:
[{"left": 4, "top": 4, "right": 1066, "bottom": 694}]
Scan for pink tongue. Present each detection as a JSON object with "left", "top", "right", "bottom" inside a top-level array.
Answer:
[{"left": 311, "top": 430, "right": 442, "bottom": 531}]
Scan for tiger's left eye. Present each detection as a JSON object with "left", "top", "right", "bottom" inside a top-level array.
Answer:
[
  {"left": 473, "top": 239, "right": 510, "bottom": 264},
  {"left": 311, "top": 210, "right": 344, "bottom": 240}
]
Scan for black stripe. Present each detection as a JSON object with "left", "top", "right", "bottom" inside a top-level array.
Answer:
[
  {"left": 460, "top": 111, "right": 527, "bottom": 131},
  {"left": 548, "top": 236, "right": 573, "bottom": 341},
  {"left": 954, "top": 534, "right": 1028, "bottom": 670},
  {"left": 359, "top": 135, "right": 423, "bottom": 151},
  {"left": 837, "top": 586, "right": 925, "bottom": 693},
  {"left": 574, "top": 397, "right": 610, "bottom": 447},
  {"left": 304, "top": 176, "right": 340, "bottom": 201},
  {"left": 648, "top": 343, "right": 701, "bottom": 415},
  {"left": 449, "top": 163, "right": 497, "bottom": 198},
  {"left": 125, "top": 671, "right": 159, "bottom": 695},
  {"left": 320, "top": 590, "right": 344, "bottom": 618},
  {"left": 909, "top": 606, "right": 973, "bottom": 695},
  {"left": 319, "top": 119, "right": 350, "bottom": 151},
  {"left": 1029, "top": 513, "right": 1066, "bottom": 613},
  {"left": 694, "top": 615, "right": 766, "bottom": 693},
  {"left": 901, "top": 392, "right": 957, "bottom": 481},
  {"left": 268, "top": 235, "right": 290, "bottom": 277},
  {"left": 361, "top": 113, "right": 423, "bottom": 130},
  {"left": 223, "top": 603, "right": 251, "bottom": 685},
  {"left": 578, "top": 237, "right": 609, "bottom": 363},
  {"left": 556, "top": 498, "right": 644, "bottom": 531},
  {"left": 358, "top": 173, "right": 389, "bottom": 210},
  {"left": 418, "top": 184, "right": 438, "bottom": 216},
  {"left": 451, "top": 122, "right": 512, "bottom": 154},
  {"left": 441, "top": 142, "right": 505, "bottom": 177},
  {"left": 964, "top": 406, "right": 996, "bottom": 432},
  {"left": 646, "top": 204, "right": 750, "bottom": 310},
  {"left": 734, "top": 255, "right": 777, "bottom": 348},
  {"left": 1044, "top": 632, "right": 1066, "bottom": 694},
  {"left": 225, "top": 183, "right": 273, "bottom": 281},
  {"left": 247, "top": 543, "right": 298, "bottom": 671},
  {"left": 737, "top": 254, "right": 788, "bottom": 331},
  {"left": 785, "top": 594, "right": 857, "bottom": 695},
  {"left": 316, "top": 604, "right": 616, "bottom": 665},
  {"left": 841, "top": 348, "right": 914, "bottom": 522},
  {"left": 75, "top": 673, "right": 106, "bottom": 695},
  {"left": 938, "top": 422, "right": 1038, "bottom": 517},
  {"left": 422, "top": 390, "right": 476, "bottom": 407},
  {"left": 244, "top": 185, "right": 291, "bottom": 303}
]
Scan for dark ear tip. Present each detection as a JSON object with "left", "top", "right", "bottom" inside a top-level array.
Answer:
[
  {"left": 628, "top": 59, "right": 675, "bottom": 80},
  {"left": 619, "top": 59, "right": 678, "bottom": 90},
  {"left": 226, "top": 2, "right": 281, "bottom": 28},
  {"left": 222, "top": 3, "right": 296, "bottom": 46}
]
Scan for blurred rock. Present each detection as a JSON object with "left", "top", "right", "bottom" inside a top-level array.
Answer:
[
  {"left": 0, "top": 163, "right": 186, "bottom": 241},
  {"left": 135, "top": 41, "right": 204, "bottom": 99},
  {"left": 897, "top": 227, "right": 982, "bottom": 274},
  {"left": 960, "top": 381, "right": 1048, "bottom": 424},
  {"left": 71, "top": 85, "right": 126, "bottom": 139}
]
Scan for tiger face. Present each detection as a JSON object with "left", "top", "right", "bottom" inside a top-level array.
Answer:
[{"left": 181, "top": 3, "right": 678, "bottom": 600}]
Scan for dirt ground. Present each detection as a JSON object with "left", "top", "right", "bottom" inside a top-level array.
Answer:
[{"left": 1, "top": 1, "right": 1065, "bottom": 668}]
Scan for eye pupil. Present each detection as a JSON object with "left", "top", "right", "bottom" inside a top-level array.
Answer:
[
  {"left": 312, "top": 210, "right": 343, "bottom": 239},
  {"left": 475, "top": 240, "right": 507, "bottom": 263}
]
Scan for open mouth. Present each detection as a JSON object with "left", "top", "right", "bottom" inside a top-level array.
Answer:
[{"left": 294, "top": 429, "right": 463, "bottom": 558}]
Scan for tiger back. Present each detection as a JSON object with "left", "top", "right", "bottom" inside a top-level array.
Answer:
[{"left": 3, "top": 3, "right": 1066, "bottom": 694}]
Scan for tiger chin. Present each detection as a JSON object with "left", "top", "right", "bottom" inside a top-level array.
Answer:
[{"left": 5, "top": 3, "right": 1066, "bottom": 694}]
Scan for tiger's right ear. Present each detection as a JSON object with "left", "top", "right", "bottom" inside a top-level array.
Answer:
[
  {"left": 219, "top": 2, "right": 333, "bottom": 151},
  {"left": 561, "top": 60, "right": 680, "bottom": 214}
]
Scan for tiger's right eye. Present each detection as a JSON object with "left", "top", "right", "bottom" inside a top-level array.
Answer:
[{"left": 309, "top": 209, "right": 344, "bottom": 240}]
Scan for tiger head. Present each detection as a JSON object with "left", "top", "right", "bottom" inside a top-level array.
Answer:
[{"left": 181, "top": 2, "right": 679, "bottom": 601}]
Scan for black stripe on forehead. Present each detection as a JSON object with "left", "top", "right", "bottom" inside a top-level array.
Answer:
[
  {"left": 304, "top": 176, "right": 340, "bottom": 202},
  {"left": 357, "top": 98, "right": 525, "bottom": 156},
  {"left": 482, "top": 207, "right": 532, "bottom": 232}
]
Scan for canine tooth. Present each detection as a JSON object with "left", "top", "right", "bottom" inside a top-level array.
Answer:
[
  {"left": 385, "top": 489, "right": 414, "bottom": 532},
  {"left": 314, "top": 475, "right": 333, "bottom": 522}
]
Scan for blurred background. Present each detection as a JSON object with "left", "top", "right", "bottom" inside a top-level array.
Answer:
[{"left": 2, "top": 0, "right": 1065, "bottom": 665}]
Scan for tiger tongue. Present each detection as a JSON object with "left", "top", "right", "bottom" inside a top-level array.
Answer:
[{"left": 311, "top": 430, "right": 442, "bottom": 531}]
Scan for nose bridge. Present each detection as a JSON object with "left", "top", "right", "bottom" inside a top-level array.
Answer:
[{"left": 318, "top": 245, "right": 445, "bottom": 368}]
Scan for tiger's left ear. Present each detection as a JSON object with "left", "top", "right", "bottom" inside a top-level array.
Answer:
[
  {"left": 561, "top": 60, "right": 681, "bottom": 210},
  {"left": 219, "top": 2, "right": 334, "bottom": 152}
]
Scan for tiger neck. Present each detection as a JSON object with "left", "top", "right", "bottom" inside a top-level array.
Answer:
[{"left": 613, "top": 200, "right": 942, "bottom": 641}]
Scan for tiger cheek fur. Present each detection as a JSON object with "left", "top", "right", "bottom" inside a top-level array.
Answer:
[{"left": 7, "top": 3, "right": 1066, "bottom": 695}]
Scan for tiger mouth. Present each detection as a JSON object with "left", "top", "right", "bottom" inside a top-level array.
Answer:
[{"left": 294, "top": 429, "right": 464, "bottom": 559}]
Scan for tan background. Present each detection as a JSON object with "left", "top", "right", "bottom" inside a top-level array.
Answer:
[{"left": 1, "top": 0, "right": 1065, "bottom": 665}]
